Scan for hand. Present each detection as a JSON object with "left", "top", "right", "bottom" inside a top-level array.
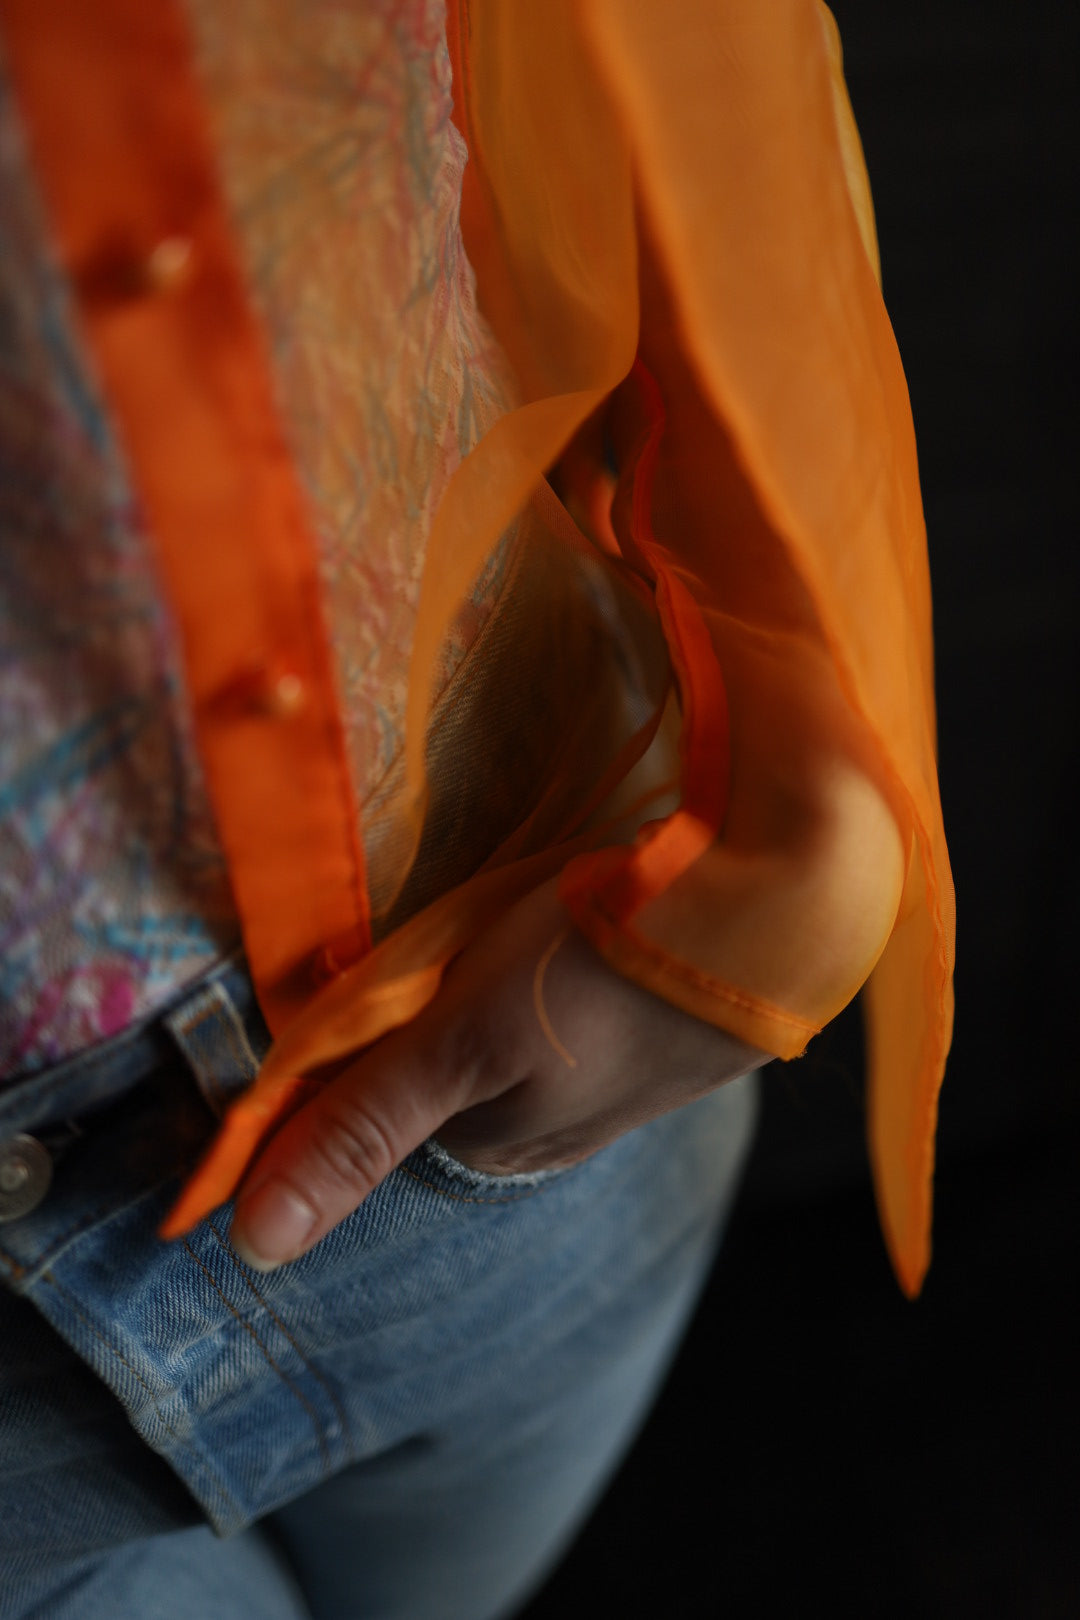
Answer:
[{"left": 229, "top": 878, "right": 765, "bottom": 1270}]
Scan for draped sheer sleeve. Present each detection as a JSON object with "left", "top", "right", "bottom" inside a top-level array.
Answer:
[
  {"left": 160, "top": 0, "right": 953, "bottom": 1296},
  {"left": 433, "top": 0, "right": 954, "bottom": 1294}
]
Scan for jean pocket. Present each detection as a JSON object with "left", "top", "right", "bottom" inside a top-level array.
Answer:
[{"left": 409, "top": 1135, "right": 575, "bottom": 1201}]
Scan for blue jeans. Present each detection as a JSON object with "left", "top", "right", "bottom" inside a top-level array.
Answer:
[{"left": 0, "top": 958, "right": 758, "bottom": 1619}]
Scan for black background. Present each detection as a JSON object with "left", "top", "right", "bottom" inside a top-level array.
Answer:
[{"left": 524, "top": 4, "right": 1079, "bottom": 1614}]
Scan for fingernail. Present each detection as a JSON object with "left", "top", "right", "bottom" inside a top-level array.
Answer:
[{"left": 231, "top": 1179, "right": 318, "bottom": 1272}]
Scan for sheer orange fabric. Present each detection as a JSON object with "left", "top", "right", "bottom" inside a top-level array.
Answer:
[
  {"left": 426, "top": 0, "right": 953, "bottom": 1292},
  {"left": 581, "top": 2, "right": 956, "bottom": 1295},
  {"left": 2, "top": 0, "right": 954, "bottom": 1294}
]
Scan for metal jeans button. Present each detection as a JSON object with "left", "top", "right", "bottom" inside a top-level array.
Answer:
[{"left": 0, "top": 1134, "right": 53, "bottom": 1222}]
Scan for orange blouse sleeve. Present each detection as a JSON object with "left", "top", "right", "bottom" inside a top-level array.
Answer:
[{"left": 441, "top": 0, "right": 955, "bottom": 1295}]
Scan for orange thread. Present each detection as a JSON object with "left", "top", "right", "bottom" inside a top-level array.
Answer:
[{"left": 532, "top": 927, "right": 578, "bottom": 1069}]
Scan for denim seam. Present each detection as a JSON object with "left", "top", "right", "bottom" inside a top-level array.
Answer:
[
  {"left": 0, "top": 1048, "right": 160, "bottom": 1129},
  {"left": 0, "top": 1194, "right": 159, "bottom": 1285},
  {"left": 181, "top": 1238, "right": 334, "bottom": 1476},
  {"left": 397, "top": 1159, "right": 579, "bottom": 1206},
  {"left": 36, "top": 1271, "right": 244, "bottom": 1525},
  {"left": 0, "top": 1153, "right": 554, "bottom": 1280},
  {"left": 0, "top": 1145, "right": 194, "bottom": 1285},
  {"left": 206, "top": 1217, "right": 355, "bottom": 1465}
]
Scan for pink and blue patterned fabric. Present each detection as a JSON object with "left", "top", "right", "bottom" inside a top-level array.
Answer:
[{"left": 0, "top": 66, "right": 239, "bottom": 1080}]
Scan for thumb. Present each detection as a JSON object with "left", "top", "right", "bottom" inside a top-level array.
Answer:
[{"left": 228, "top": 1014, "right": 479, "bottom": 1271}]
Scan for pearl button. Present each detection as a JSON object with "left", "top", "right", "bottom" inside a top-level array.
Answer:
[
  {"left": 0, "top": 1134, "right": 53, "bottom": 1223},
  {"left": 264, "top": 671, "right": 307, "bottom": 717},
  {"left": 143, "top": 235, "right": 195, "bottom": 293},
  {"left": 206, "top": 666, "right": 309, "bottom": 722}
]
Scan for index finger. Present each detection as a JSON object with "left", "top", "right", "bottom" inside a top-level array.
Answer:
[{"left": 227, "top": 1009, "right": 490, "bottom": 1271}]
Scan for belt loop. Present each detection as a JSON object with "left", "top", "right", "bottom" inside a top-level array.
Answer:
[{"left": 164, "top": 979, "right": 262, "bottom": 1119}]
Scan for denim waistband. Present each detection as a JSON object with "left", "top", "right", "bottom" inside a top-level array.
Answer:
[{"left": 0, "top": 956, "right": 268, "bottom": 1141}]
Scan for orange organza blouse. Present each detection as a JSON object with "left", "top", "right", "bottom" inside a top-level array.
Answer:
[{"left": 2, "top": 0, "right": 954, "bottom": 1295}]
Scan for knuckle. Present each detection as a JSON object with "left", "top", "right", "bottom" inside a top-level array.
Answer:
[
  {"left": 307, "top": 1098, "right": 398, "bottom": 1194},
  {"left": 436, "top": 1013, "right": 499, "bottom": 1103}
]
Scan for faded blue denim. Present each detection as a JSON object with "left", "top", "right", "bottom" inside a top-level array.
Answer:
[{"left": 0, "top": 959, "right": 758, "bottom": 1619}]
